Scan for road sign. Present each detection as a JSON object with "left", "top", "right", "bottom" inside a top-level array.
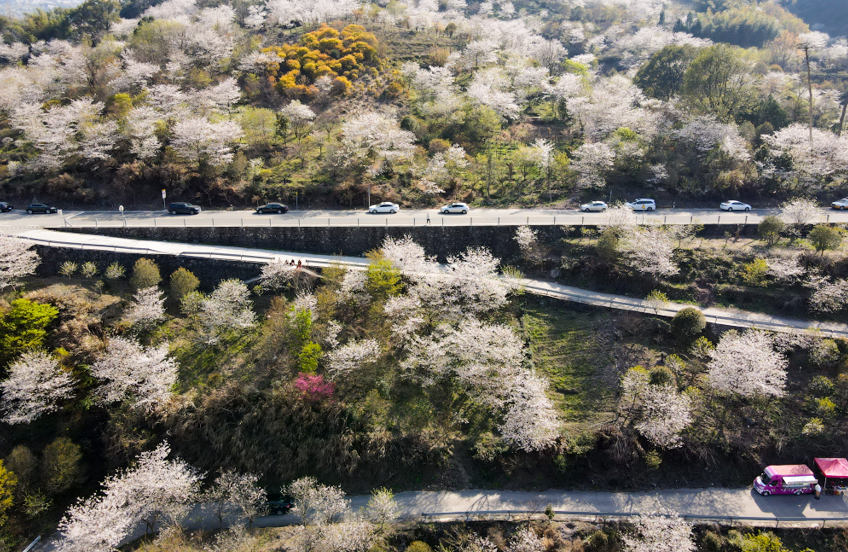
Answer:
[{"left": 161, "top": 189, "right": 166, "bottom": 199}]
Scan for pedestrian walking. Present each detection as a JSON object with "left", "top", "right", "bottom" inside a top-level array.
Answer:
[
  {"left": 296, "top": 260, "right": 302, "bottom": 270},
  {"left": 426, "top": 212, "right": 431, "bottom": 225},
  {"left": 815, "top": 483, "right": 822, "bottom": 499}
]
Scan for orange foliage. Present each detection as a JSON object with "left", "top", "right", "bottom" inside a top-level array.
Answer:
[{"left": 260, "top": 24, "right": 380, "bottom": 100}]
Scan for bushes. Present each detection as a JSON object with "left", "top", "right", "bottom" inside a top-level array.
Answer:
[
  {"left": 808, "top": 225, "right": 843, "bottom": 255},
  {"left": 670, "top": 307, "right": 706, "bottom": 343},
  {"left": 170, "top": 268, "right": 200, "bottom": 302},
  {"left": 41, "top": 437, "right": 83, "bottom": 495},
  {"left": 129, "top": 258, "right": 162, "bottom": 289},
  {"left": 758, "top": 216, "right": 784, "bottom": 246},
  {"left": 0, "top": 299, "right": 59, "bottom": 366}
]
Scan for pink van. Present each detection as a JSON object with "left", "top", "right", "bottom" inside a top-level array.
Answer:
[{"left": 753, "top": 465, "right": 818, "bottom": 496}]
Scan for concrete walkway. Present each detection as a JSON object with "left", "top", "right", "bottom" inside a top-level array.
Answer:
[{"left": 9, "top": 228, "right": 848, "bottom": 338}]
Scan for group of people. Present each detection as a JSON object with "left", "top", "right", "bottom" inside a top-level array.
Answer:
[{"left": 277, "top": 258, "right": 302, "bottom": 269}]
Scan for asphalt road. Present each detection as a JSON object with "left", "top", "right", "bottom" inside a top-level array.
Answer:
[
  {"left": 2, "top": 207, "right": 847, "bottom": 229},
  {"left": 35, "top": 488, "right": 848, "bottom": 550},
  {"left": 9, "top": 228, "right": 848, "bottom": 338}
]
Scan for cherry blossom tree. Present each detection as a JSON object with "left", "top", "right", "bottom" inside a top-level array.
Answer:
[
  {"left": 170, "top": 116, "right": 244, "bottom": 167},
  {"left": 623, "top": 511, "right": 695, "bottom": 552},
  {"left": 284, "top": 476, "right": 349, "bottom": 526},
  {"left": 806, "top": 275, "right": 848, "bottom": 313},
  {"left": 780, "top": 198, "right": 820, "bottom": 228},
  {"left": 1, "top": 351, "right": 74, "bottom": 425},
  {"left": 260, "top": 260, "right": 297, "bottom": 290},
  {"left": 339, "top": 112, "right": 416, "bottom": 175},
  {"left": 124, "top": 286, "right": 165, "bottom": 329},
  {"left": 604, "top": 205, "right": 638, "bottom": 233},
  {"left": 672, "top": 116, "right": 750, "bottom": 162},
  {"left": 507, "top": 527, "right": 545, "bottom": 552},
  {"left": 0, "top": 236, "right": 40, "bottom": 290},
  {"left": 500, "top": 370, "right": 561, "bottom": 451},
  {"left": 763, "top": 126, "right": 848, "bottom": 190},
  {"left": 619, "top": 227, "right": 679, "bottom": 278},
  {"left": 203, "top": 470, "right": 266, "bottom": 529},
  {"left": 707, "top": 330, "right": 788, "bottom": 398},
  {"left": 571, "top": 142, "right": 615, "bottom": 190},
  {"left": 280, "top": 100, "right": 316, "bottom": 142},
  {"left": 366, "top": 487, "right": 399, "bottom": 528},
  {"left": 200, "top": 279, "right": 255, "bottom": 341},
  {"left": 634, "top": 384, "right": 692, "bottom": 449},
  {"left": 57, "top": 443, "right": 200, "bottom": 551},
  {"left": 90, "top": 337, "right": 178, "bottom": 411},
  {"left": 326, "top": 339, "right": 380, "bottom": 378}
]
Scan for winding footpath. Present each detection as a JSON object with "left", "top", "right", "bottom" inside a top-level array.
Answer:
[{"left": 7, "top": 228, "right": 848, "bottom": 338}]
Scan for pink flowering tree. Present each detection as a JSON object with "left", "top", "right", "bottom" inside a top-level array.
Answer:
[{"left": 295, "top": 373, "right": 335, "bottom": 402}]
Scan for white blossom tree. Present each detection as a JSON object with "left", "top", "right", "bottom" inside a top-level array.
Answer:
[
  {"left": 633, "top": 384, "right": 692, "bottom": 449},
  {"left": 571, "top": 142, "right": 615, "bottom": 190},
  {"left": 57, "top": 443, "right": 201, "bottom": 551},
  {"left": 806, "top": 275, "right": 848, "bottom": 313},
  {"left": 780, "top": 198, "right": 820, "bottom": 228},
  {"left": 280, "top": 100, "right": 316, "bottom": 142},
  {"left": 339, "top": 112, "right": 416, "bottom": 175},
  {"left": 623, "top": 511, "right": 695, "bottom": 552},
  {"left": 284, "top": 476, "right": 350, "bottom": 526},
  {"left": 326, "top": 339, "right": 380, "bottom": 378},
  {"left": 1, "top": 351, "right": 74, "bottom": 425},
  {"left": 0, "top": 236, "right": 40, "bottom": 289},
  {"left": 499, "top": 370, "right": 561, "bottom": 451},
  {"left": 203, "top": 470, "right": 266, "bottom": 529},
  {"left": 367, "top": 487, "right": 400, "bottom": 529},
  {"left": 619, "top": 227, "right": 679, "bottom": 278},
  {"left": 259, "top": 260, "right": 297, "bottom": 290},
  {"left": 707, "top": 330, "right": 788, "bottom": 398},
  {"left": 124, "top": 286, "right": 165, "bottom": 329},
  {"left": 171, "top": 116, "right": 243, "bottom": 166},
  {"left": 200, "top": 279, "right": 255, "bottom": 341},
  {"left": 90, "top": 337, "right": 178, "bottom": 410},
  {"left": 507, "top": 527, "right": 545, "bottom": 552}
]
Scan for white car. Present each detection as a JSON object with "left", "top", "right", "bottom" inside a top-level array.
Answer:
[
  {"left": 832, "top": 198, "right": 848, "bottom": 210},
  {"left": 441, "top": 202, "right": 470, "bottom": 214},
  {"left": 720, "top": 200, "right": 751, "bottom": 211},
  {"left": 580, "top": 201, "right": 608, "bottom": 212},
  {"left": 368, "top": 202, "right": 399, "bottom": 214},
  {"left": 625, "top": 198, "right": 656, "bottom": 211}
]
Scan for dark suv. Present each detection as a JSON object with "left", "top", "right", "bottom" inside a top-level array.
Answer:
[
  {"left": 266, "top": 494, "right": 294, "bottom": 515},
  {"left": 168, "top": 202, "right": 201, "bottom": 215},
  {"left": 26, "top": 203, "right": 58, "bottom": 214},
  {"left": 0, "top": 202, "right": 13, "bottom": 212}
]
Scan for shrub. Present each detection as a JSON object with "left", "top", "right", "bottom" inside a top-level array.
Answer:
[
  {"left": 129, "top": 258, "right": 161, "bottom": 289},
  {"left": 473, "top": 432, "right": 509, "bottom": 463},
  {"left": 649, "top": 366, "right": 675, "bottom": 386},
  {"left": 815, "top": 397, "right": 837, "bottom": 418},
  {"left": 728, "top": 531, "right": 789, "bottom": 552},
  {"left": 104, "top": 262, "right": 125, "bottom": 280},
  {"left": 0, "top": 299, "right": 59, "bottom": 365},
  {"left": 41, "top": 437, "right": 83, "bottom": 495},
  {"left": 4, "top": 446, "right": 36, "bottom": 496},
  {"left": 298, "top": 342, "right": 323, "bottom": 373},
  {"left": 644, "top": 450, "right": 662, "bottom": 470},
  {"left": 743, "top": 258, "right": 769, "bottom": 286},
  {"left": 808, "top": 225, "right": 843, "bottom": 255},
  {"left": 545, "top": 504, "right": 555, "bottom": 519},
  {"left": 758, "top": 215, "right": 784, "bottom": 246},
  {"left": 365, "top": 253, "right": 402, "bottom": 300},
  {"left": 0, "top": 460, "right": 16, "bottom": 526},
  {"left": 670, "top": 307, "right": 706, "bottom": 343},
  {"left": 180, "top": 290, "right": 205, "bottom": 316},
  {"left": 701, "top": 531, "right": 724, "bottom": 552},
  {"left": 406, "top": 543, "right": 433, "bottom": 552},
  {"left": 809, "top": 375, "right": 835, "bottom": 396},
  {"left": 802, "top": 418, "right": 825, "bottom": 435},
  {"left": 810, "top": 339, "right": 841, "bottom": 368},
  {"left": 170, "top": 268, "right": 200, "bottom": 302},
  {"left": 80, "top": 262, "right": 98, "bottom": 278},
  {"left": 690, "top": 336, "right": 715, "bottom": 359},
  {"left": 23, "top": 490, "right": 52, "bottom": 520},
  {"left": 58, "top": 261, "right": 78, "bottom": 278}
]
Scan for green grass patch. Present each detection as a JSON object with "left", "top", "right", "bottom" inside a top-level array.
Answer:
[{"left": 520, "top": 301, "right": 616, "bottom": 430}]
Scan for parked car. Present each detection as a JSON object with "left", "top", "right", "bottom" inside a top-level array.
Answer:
[
  {"left": 168, "top": 202, "right": 201, "bottom": 215},
  {"left": 0, "top": 202, "right": 13, "bottom": 212},
  {"left": 753, "top": 465, "right": 818, "bottom": 496},
  {"left": 832, "top": 198, "right": 848, "bottom": 210},
  {"left": 26, "top": 203, "right": 57, "bottom": 214},
  {"left": 256, "top": 203, "right": 289, "bottom": 214},
  {"left": 625, "top": 198, "right": 656, "bottom": 211},
  {"left": 440, "top": 202, "right": 470, "bottom": 214},
  {"left": 720, "top": 200, "right": 751, "bottom": 211},
  {"left": 580, "top": 201, "right": 608, "bottom": 212},
  {"left": 368, "top": 202, "right": 399, "bottom": 214},
  {"left": 266, "top": 494, "right": 294, "bottom": 515}
]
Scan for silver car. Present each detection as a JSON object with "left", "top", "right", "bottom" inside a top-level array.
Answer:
[
  {"left": 720, "top": 200, "right": 751, "bottom": 211},
  {"left": 441, "top": 202, "right": 470, "bottom": 214},
  {"left": 832, "top": 198, "right": 848, "bottom": 210},
  {"left": 625, "top": 198, "right": 656, "bottom": 211},
  {"left": 580, "top": 201, "right": 608, "bottom": 212},
  {"left": 368, "top": 202, "right": 399, "bottom": 214}
]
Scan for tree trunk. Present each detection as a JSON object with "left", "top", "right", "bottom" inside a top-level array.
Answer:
[{"left": 838, "top": 98, "right": 848, "bottom": 138}]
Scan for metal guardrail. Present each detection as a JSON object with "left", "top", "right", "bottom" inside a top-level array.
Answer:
[
  {"left": 42, "top": 211, "right": 844, "bottom": 230},
  {"left": 416, "top": 510, "right": 848, "bottom": 529}
]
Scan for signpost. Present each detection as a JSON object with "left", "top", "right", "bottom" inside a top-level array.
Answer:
[{"left": 161, "top": 189, "right": 166, "bottom": 210}]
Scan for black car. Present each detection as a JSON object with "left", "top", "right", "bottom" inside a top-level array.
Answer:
[
  {"left": 0, "top": 202, "right": 12, "bottom": 212},
  {"left": 26, "top": 203, "right": 57, "bottom": 214},
  {"left": 168, "top": 202, "right": 201, "bottom": 215},
  {"left": 256, "top": 203, "right": 289, "bottom": 214},
  {"left": 266, "top": 494, "right": 294, "bottom": 516}
]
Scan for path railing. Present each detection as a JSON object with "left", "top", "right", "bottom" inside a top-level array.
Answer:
[{"left": 43, "top": 211, "right": 842, "bottom": 229}]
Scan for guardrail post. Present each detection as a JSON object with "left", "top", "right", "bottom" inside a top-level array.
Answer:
[
  {"left": 95, "top": 218, "right": 98, "bottom": 227},
  {"left": 269, "top": 218, "right": 272, "bottom": 227},
  {"left": 526, "top": 216, "right": 529, "bottom": 224},
  {"left": 441, "top": 218, "right": 444, "bottom": 227},
  {"left": 298, "top": 218, "right": 301, "bottom": 227},
  {"left": 413, "top": 218, "right": 415, "bottom": 227},
  {"left": 498, "top": 217, "right": 500, "bottom": 225},
  {"left": 717, "top": 215, "right": 720, "bottom": 225},
  {"left": 385, "top": 218, "right": 388, "bottom": 227},
  {"left": 184, "top": 219, "right": 187, "bottom": 227},
  {"left": 328, "top": 218, "right": 331, "bottom": 227},
  {"left": 581, "top": 216, "right": 584, "bottom": 225},
  {"left": 827, "top": 214, "right": 830, "bottom": 223},
  {"left": 554, "top": 216, "right": 557, "bottom": 225},
  {"left": 745, "top": 215, "right": 748, "bottom": 225},
  {"left": 154, "top": 218, "right": 157, "bottom": 227},
  {"left": 470, "top": 217, "right": 472, "bottom": 226},
  {"left": 241, "top": 218, "right": 244, "bottom": 227},
  {"left": 690, "top": 215, "right": 693, "bottom": 223},
  {"left": 357, "top": 218, "right": 360, "bottom": 227},
  {"left": 663, "top": 215, "right": 666, "bottom": 224},
  {"left": 124, "top": 218, "right": 127, "bottom": 227}
]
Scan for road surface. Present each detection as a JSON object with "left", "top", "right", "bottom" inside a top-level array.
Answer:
[
  {"left": 34, "top": 487, "right": 848, "bottom": 550},
  {"left": 2, "top": 207, "right": 847, "bottom": 230},
  {"left": 9, "top": 228, "right": 848, "bottom": 338}
]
